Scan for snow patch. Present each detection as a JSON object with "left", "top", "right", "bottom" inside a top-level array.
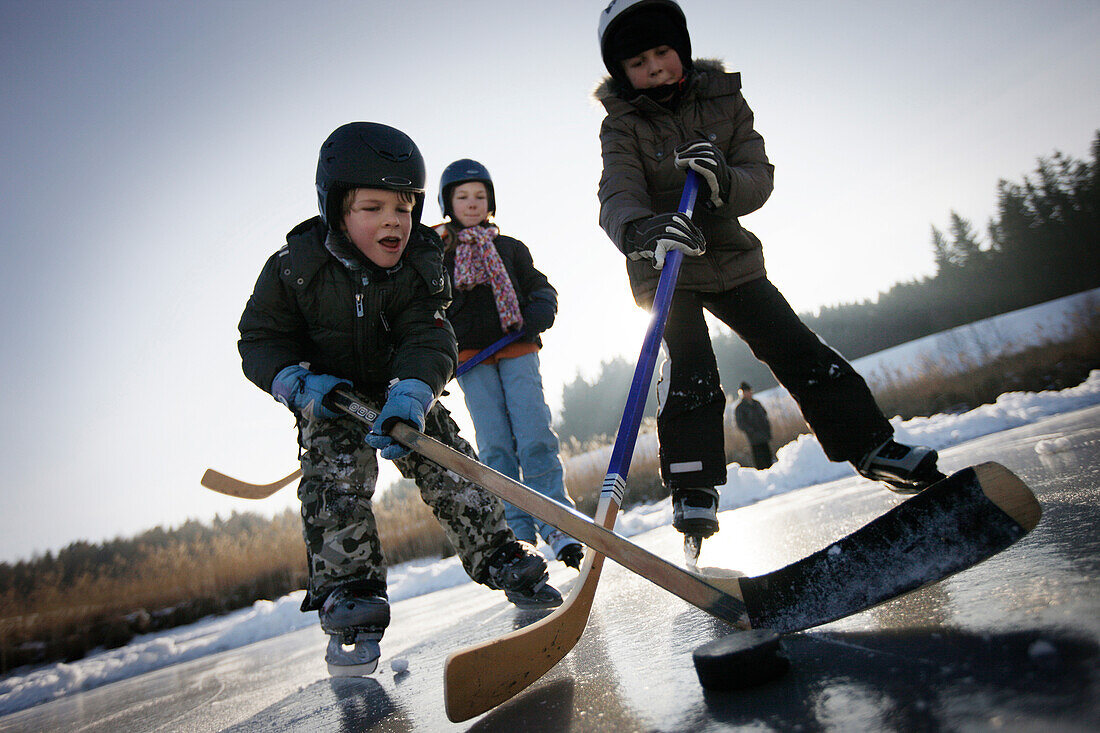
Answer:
[{"left": 1035, "top": 437, "right": 1073, "bottom": 455}]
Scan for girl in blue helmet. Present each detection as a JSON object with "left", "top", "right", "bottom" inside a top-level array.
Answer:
[{"left": 434, "top": 159, "right": 584, "bottom": 571}]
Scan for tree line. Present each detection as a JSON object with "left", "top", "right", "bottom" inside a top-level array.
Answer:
[
  {"left": 557, "top": 131, "right": 1100, "bottom": 445},
  {"left": 0, "top": 512, "right": 288, "bottom": 600}
]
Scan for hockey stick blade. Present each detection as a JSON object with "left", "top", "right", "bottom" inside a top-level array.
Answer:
[
  {"left": 200, "top": 467, "right": 302, "bottom": 500},
  {"left": 739, "top": 461, "right": 1040, "bottom": 632}
]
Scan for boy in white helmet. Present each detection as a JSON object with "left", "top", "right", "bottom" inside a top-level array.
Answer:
[{"left": 594, "top": 0, "right": 943, "bottom": 542}]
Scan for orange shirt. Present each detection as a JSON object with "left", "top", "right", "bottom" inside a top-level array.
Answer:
[{"left": 458, "top": 340, "right": 539, "bottom": 367}]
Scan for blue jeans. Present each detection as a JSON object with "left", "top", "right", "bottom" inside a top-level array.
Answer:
[{"left": 457, "top": 352, "right": 575, "bottom": 547}]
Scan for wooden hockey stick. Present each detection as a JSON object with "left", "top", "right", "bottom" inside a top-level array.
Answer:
[
  {"left": 201, "top": 466, "right": 302, "bottom": 500},
  {"left": 327, "top": 391, "right": 1041, "bottom": 720},
  {"left": 441, "top": 173, "right": 701, "bottom": 721},
  {"left": 200, "top": 331, "right": 526, "bottom": 500}
]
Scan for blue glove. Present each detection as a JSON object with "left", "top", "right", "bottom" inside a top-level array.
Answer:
[
  {"left": 271, "top": 364, "right": 351, "bottom": 420},
  {"left": 522, "top": 291, "right": 556, "bottom": 334},
  {"left": 364, "top": 379, "right": 435, "bottom": 460}
]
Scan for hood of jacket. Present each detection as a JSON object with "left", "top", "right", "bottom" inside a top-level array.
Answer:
[
  {"left": 283, "top": 216, "right": 448, "bottom": 297},
  {"left": 593, "top": 58, "right": 730, "bottom": 111}
]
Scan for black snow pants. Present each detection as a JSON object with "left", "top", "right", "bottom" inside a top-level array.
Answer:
[{"left": 657, "top": 276, "right": 893, "bottom": 491}]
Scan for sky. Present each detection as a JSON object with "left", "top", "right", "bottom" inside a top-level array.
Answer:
[
  {"left": 4, "top": 361, "right": 1099, "bottom": 712},
  {"left": 0, "top": 0, "right": 1098, "bottom": 563}
]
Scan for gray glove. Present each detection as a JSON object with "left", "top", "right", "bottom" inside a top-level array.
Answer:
[
  {"left": 628, "top": 213, "right": 707, "bottom": 270},
  {"left": 674, "top": 140, "right": 732, "bottom": 209}
]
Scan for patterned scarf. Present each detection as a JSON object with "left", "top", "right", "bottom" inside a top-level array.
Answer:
[{"left": 454, "top": 225, "right": 523, "bottom": 331}]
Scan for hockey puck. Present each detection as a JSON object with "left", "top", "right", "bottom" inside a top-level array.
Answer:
[{"left": 692, "top": 629, "right": 790, "bottom": 690}]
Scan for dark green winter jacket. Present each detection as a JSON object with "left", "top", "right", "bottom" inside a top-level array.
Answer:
[
  {"left": 238, "top": 216, "right": 457, "bottom": 400},
  {"left": 595, "top": 59, "right": 775, "bottom": 306}
]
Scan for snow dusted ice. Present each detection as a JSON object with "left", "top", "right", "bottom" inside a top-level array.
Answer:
[{"left": 1, "top": 289, "right": 1096, "bottom": 715}]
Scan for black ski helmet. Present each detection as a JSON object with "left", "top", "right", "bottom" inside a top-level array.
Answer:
[
  {"left": 315, "top": 122, "right": 427, "bottom": 229},
  {"left": 438, "top": 158, "right": 496, "bottom": 220},
  {"left": 598, "top": 0, "right": 691, "bottom": 89}
]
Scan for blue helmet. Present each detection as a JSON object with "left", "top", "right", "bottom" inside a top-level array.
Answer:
[
  {"left": 438, "top": 158, "right": 495, "bottom": 220},
  {"left": 315, "top": 122, "right": 426, "bottom": 229}
]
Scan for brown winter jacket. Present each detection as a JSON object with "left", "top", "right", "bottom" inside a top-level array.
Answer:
[{"left": 595, "top": 59, "right": 775, "bottom": 307}]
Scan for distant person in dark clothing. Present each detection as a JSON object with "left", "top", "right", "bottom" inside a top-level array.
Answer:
[{"left": 734, "top": 382, "right": 773, "bottom": 469}]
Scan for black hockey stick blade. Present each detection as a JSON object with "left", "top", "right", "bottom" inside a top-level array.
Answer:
[{"left": 741, "top": 462, "right": 1041, "bottom": 633}]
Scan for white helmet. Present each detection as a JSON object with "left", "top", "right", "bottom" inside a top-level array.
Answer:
[{"left": 598, "top": 0, "right": 691, "bottom": 85}]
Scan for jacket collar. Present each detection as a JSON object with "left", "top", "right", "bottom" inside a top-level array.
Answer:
[
  {"left": 593, "top": 58, "right": 739, "bottom": 118},
  {"left": 283, "top": 217, "right": 443, "bottom": 287}
]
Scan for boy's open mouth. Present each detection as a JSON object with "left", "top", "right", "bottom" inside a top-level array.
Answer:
[{"left": 378, "top": 236, "right": 403, "bottom": 250}]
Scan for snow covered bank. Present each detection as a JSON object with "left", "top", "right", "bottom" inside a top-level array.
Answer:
[
  {"left": 849, "top": 287, "right": 1098, "bottom": 385},
  {"left": 0, "top": 556, "right": 476, "bottom": 715}
]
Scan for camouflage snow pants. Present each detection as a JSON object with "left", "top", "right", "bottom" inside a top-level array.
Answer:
[{"left": 296, "top": 401, "right": 514, "bottom": 610}]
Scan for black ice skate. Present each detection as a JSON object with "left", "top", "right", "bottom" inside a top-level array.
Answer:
[
  {"left": 547, "top": 529, "right": 585, "bottom": 570},
  {"left": 857, "top": 439, "right": 946, "bottom": 494},
  {"left": 319, "top": 586, "right": 390, "bottom": 677},
  {"left": 672, "top": 487, "right": 720, "bottom": 566},
  {"left": 556, "top": 542, "right": 585, "bottom": 570},
  {"left": 487, "top": 541, "right": 563, "bottom": 609},
  {"left": 672, "top": 488, "right": 720, "bottom": 537}
]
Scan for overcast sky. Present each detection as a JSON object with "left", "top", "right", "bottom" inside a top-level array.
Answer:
[{"left": 1, "top": 0, "right": 1097, "bottom": 562}]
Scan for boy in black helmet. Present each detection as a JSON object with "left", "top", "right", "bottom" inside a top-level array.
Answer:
[
  {"left": 238, "top": 122, "right": 562, "bottom": 677},
  {"left": 594, "top": 0, "right": 944, "bottom": 543}
]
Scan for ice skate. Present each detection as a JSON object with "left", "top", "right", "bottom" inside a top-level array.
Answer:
[
  {"left": 672, "top": 487, "right": 719, "bottom": 566},
  {"left": 556, "top": 542, "right": 585, "bottom": 570},
  {"left": 857, "top": 439, "right": 946, "bottom": 494},
  {"left": 488, "top": 541, "right": 563, "bottom": 609},
  {"left": 319, "top": 586, "right": 390, "bottom": 677},
  {"left": 546, "top": 529, "right": 584, "bottom": 570}
]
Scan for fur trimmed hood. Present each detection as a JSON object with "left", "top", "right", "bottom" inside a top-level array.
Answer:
[{"left": 592, "top": 57, "right": 728, "bottom": 103}]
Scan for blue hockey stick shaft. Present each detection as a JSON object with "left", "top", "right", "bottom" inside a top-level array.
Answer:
[
  {"left": 601, "top": 170, "right": 699, "bottom": 506},
  {"left": 455, "top": 330, "right": 525, "bottom": 377}
]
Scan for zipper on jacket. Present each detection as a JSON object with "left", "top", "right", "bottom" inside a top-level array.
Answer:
[{"left": 353, "top": 276, "right": 367, "bottom": 383}]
